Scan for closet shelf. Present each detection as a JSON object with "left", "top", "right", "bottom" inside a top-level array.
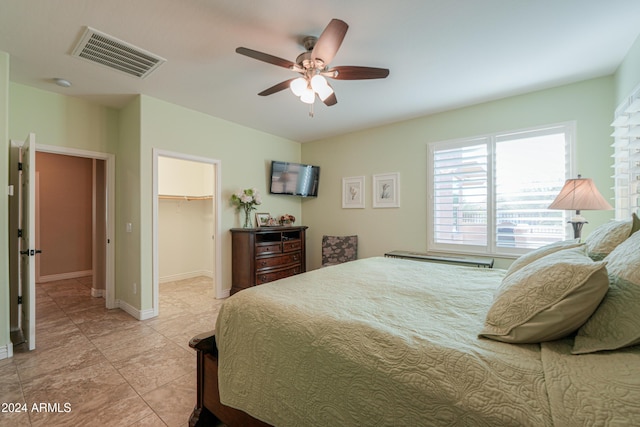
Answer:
[{"left": 159, "top": 195, "right": 213, "bottom": 201}]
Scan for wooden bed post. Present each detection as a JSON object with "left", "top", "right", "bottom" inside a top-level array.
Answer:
[
  {"left": 189, "top": 331, "right": 220, "bottom": 427},
  {"left": 189, "top": 331, "right": 272, "bottom": 427}
]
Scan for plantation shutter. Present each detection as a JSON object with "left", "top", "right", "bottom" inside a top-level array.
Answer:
[
  {"left": 611, "top": 90, "right": 640, "bottom": 220},
  {"left": 432, "top": 139, "right": 488, "bottom": 247}
]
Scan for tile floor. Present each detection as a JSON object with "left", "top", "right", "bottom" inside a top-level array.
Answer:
[{"left": 0, "top": 276, "right": 224, "bottom": 427}]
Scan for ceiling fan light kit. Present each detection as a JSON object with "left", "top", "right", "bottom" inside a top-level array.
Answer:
[{"left": 236, "top": 18, "right": 389, "bottom": 115}]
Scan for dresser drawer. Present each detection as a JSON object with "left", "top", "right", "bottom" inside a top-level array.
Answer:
[
  {"left": 256, "top": 252, "right": 301, "bottom": 270},
  {"left": 231, "top": 226, "right": 307, "bottom": 295},
  {"left": 257, "top": 265, "right": 302, "bottom": 285},
  {"left": 283, "top": 239, "right": 302, "bottom": 252},
  {"left": 255, "top": 242, "right": 282, "bottom": 255}
]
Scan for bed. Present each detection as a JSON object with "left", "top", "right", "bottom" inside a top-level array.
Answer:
[{"left": 189, "top": 218, "right": 640, "bottom": 426}]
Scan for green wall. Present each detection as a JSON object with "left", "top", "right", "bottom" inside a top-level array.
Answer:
[
  {"left": 4, "top": 87, "right": 301, "bottom": 319},
  {"left": 615, "top": 34, "right": 640, "bottom": 104},
  {"left": 136, "top": 95, "right": 301, "bottom": 311},
  {"left": 2, "top": 32, "right": 640, "bottom": 356},
  {"left": 115, "top": 97, "right": 143, "bottom": 312},
  {"left": 9, "top": 84, "right": 119, "bottom": 153},
  {"left": 301, "top": 76, "right": 615, "bottom": 270}
]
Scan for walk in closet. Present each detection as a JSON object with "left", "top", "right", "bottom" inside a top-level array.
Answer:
[{"left": 158, "top": 157, "right": 215, "bottom": 282}]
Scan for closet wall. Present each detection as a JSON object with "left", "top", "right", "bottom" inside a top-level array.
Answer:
[{"left": 158, "top": 157, "right": 214, "bottom": 282}]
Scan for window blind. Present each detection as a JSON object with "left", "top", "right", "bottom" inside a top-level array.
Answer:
[
  {"left": 428, "top": 123, "right": 573, "bottom": 254},
  {"left": 611, "top": 91, "right": 640, "bottom": 220}
]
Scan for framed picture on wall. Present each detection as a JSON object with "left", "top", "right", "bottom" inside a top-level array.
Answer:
[
  {"left": 373, "top": 172, "right": 400, "bottom": 208},
  {"left": 342, "top": 176, "right": 365, "bottom": 208}
]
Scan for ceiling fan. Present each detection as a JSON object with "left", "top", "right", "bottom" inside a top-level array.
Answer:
[{"left": 236, "top": 19, "right": 389, "bottom": 113}]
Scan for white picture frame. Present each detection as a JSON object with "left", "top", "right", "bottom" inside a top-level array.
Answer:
[
  {"left": 373, "top": 172, "right": 400, "bottom": 208},
  {"left": 342, "top": 176, "right": 365, "bottom": 208}
]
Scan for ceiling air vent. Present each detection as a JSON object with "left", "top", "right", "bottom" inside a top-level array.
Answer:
[{"left": 71, "top": 27, "right": 166, "bottom": 79}]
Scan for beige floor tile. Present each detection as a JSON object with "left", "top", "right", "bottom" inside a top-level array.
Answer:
[
  {"left": 52, "top": 295, "right": 106, "bottom": 314},
  {"left": 32, "top": 318, "right": 83, "bottom": 353},
  {"left": 5, "top": 275, "right": 220, "bottom": 427},
  {"left": 75, "top": 312, "right": 143, "bottom": 340},
  {"left": 0, "top": 362, "right": 25, "bottom": 403},
  {"left": 142, "top": 371, "right": 197, "bottom": 427},
  {"left": 128, "top": 412, "right": 168, "bottom": 427},
  {"left": 95, "top": 328, "right": 177, "bottom": 364},
  {"left": 29, "top": 390, "right": 155, "bottom": 427},
  {"left": 114, "top": 341, "right": 195, "bottom": 395},
  {"left": 0, "top": 410, "right": 31, "bottom": 427},
  {"left": 14, "top": 334, "right": 106, "bottom": 382},
  {"left": 65, "top": 305, "right": 129, "bottom": 325}
]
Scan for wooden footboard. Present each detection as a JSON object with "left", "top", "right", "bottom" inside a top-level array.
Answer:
[{"left": 189, "top": 331, "right": 271, "bottom": 427}]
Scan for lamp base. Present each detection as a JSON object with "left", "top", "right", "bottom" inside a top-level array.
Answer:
[{"left": 569, "top": 220, "right": 587, "bottom": 240}]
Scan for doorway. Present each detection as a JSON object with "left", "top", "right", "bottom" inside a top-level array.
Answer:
[
  {"left": 152, "top": 149, "right": 222, "bottom": 318},
  {"left": 34, "top": 145, "right": 115, "bottom": 308},
  {"left": 8, "top": 140, "right": 115, "bottom": 351}
]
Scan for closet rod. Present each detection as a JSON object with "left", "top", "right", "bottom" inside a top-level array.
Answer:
[{"left": 158, "top": 195, "right": 213, "bottom": 201}]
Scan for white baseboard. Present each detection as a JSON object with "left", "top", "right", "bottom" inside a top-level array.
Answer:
[
  {"left": 38, "top": 270, "right": 93, "bottom": 283},
  {"left": 91, "top": 288, "right": 105, "bottom": 298},
  {"left": 116, "top": 299, "right": 156, "bottom": 320},
  {"left": 159, "top": 270, "right": 213, "bottom": 283},
  {"left": 0, "top": 343, "right": 13, "bottom": 360}
]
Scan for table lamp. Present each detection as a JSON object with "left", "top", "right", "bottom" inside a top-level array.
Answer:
[{"left": 548, "top": 175, "right": 613, "bottom": 239}]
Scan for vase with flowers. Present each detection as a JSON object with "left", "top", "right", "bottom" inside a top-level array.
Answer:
[
  {"left": 231, "top": 188, "right": 262, "bottom": 228},
  {"left": 279, "top": 213, "right": 296, "bottom": 226}
]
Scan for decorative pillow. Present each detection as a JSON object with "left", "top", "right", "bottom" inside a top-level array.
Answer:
[
  {"left": 632, "top": 212, "right": 640, "bottom": 235},
  {"left": 584, "top": 217, "right": 634, "bottom": 261},
  {"left": 572, "top": 229, "right": 640, "bottom": 354},
  {"left": 480, "top": 247, "right": 608, "bottom": 344},
  {"left": 504, "top": 239, "right": 582, "bottom": 278}
]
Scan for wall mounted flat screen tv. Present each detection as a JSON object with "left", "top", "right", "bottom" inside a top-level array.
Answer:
[{"left": 270, "top": 160, "right": 320, "bottom": 197}]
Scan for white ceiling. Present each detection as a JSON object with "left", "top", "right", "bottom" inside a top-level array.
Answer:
[{"left": 1, "top": 0, "right": 640, "bottom": 143}]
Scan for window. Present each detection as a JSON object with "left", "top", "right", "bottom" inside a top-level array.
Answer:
[
  {"left": 611, "top": 86, "right": 640, "bottom": 220},
  {"left": 428, "top": 123, "right": 574, "bottom": 255}
]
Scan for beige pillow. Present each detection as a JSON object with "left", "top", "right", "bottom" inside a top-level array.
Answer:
[
  {"left": 584, "top": 218, "right": 633, "bottom": 261},
  {"left": 632, "top": 212, "right": 640, "bottom": 235},
  {"left": 572, "top": 230, "right": 640, "bottom": 354},
  {"left": 504, "top": 239, "right": 582, "bottom": 278},
  {"left": 480, "top": 247, "right": 608, "bottom": 343}
]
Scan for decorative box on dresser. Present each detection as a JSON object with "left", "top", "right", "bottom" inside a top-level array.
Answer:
[{"left": 230, "top": 226, "right": 308, "bottom": 294}]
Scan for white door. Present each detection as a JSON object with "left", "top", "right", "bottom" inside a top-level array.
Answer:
[{"left": 19, "top": 133, "right": 37, "bottom": 350}]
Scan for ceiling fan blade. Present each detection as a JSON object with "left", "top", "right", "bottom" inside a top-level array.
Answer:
[
  {"left": 258, "top": 79, "right": 296, "bottom": 96},
  {"left": 312, "top": 19, "right": 348, "bottom": 65},
  {"left": 322, "top": 92, "right": 337, "bottom": 106},
  {"left": 236, "top": 47, "right": 295, "bottom": 69},
  {"left": 328, "top": 66, "right": 390, "bottom": 80}
]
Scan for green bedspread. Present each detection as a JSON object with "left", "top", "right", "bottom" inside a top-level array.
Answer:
[{"left": 215, "top": 257, "right": 639, "bottom": 426}]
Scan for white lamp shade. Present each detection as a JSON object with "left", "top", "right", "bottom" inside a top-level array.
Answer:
[
  {"left": 310, "top": 75, "right": 327, "bottom": 91},
  {"left": 290, "top": 78, "right": 307, "bottom": 97},
  {"left": 310, "top": 75, "right": 334, "bottom": 101},
  {"left": 548, "top": 177, "right": 613, "bottom": 211},
  {"left": 300, "top": 88, "right": 315, "bottom": 104}
]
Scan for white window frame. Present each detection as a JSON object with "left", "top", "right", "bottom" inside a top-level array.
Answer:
[
  {"left": 611, "top": 84, "right": 640, "bottom": 220},
  {"left": 427, "top": 122, "right": 576, "bottom": 257}
]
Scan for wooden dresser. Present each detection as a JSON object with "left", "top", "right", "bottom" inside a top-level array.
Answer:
[{"left": 230, "top": 226, "right": 308, "bottom": 294}]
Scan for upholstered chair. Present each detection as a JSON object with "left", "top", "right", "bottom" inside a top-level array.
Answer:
[{"left": 321, "top": 235, "right": 358, "bottom": 267}]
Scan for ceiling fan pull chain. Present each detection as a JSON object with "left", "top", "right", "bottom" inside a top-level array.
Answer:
[{"left": 309, "top": 102, "right": 314, "bottom": 118}]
